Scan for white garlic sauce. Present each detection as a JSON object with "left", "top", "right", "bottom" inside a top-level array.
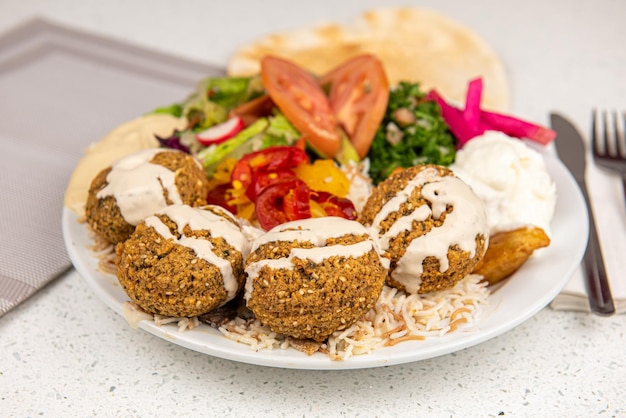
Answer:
[
  {"left": 121, "top": 301, "right": 153, "bottom": 329},
  {"left": 96, "top": 149, "right": 183, "bottom": 226},
  {"left": 369, "top": 167, "right": 488, "bottom": 294},
  {"left": 144, "top": 204, "right": 249, "bottom": 302},
  {"left": 244, "top": 217, "right": 386, "bottom": 302}
]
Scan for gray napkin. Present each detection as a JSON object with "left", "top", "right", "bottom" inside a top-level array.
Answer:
[
  {"left": 0, "top": 18, "right": 221, "bottom": 316},
  {"left": 0, "top": 135, "right": 73, "bottom": 314}
]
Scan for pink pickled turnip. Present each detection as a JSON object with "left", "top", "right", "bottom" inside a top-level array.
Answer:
[
  {"left": 196, "top": 116, "right": 245, "bottom": 146},
  {"left": 427, "top": 78, "right": 556, "bottom": 147},
  {"left": 463, "top": 78, "right": 482, "bottom": 131},
  {"left": 480, "top": 110, "right": 556, "bottom": 145},
  {"left": 427, "top": 90, "right": 484, "bottom": 147}
]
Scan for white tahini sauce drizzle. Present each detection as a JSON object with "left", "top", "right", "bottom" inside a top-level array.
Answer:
[
  {"left": 121, "top": 301, "right": 153, "bottom": 329},
  {"left": 144, "top": 204, "right": 248, "bottom": 302},
  {"left": 96, "top": 148, "right": 183, "bottom": 225},
  {"left": 244, "top": 217, "right": 386, "bottom": 302},
  {"left": 369, "top": 167, "right": 488, "bottom": 294}
]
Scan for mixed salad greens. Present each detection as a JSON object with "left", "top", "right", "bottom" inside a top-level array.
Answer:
[
  {"left": 154, "top": 76, "right": 300, "bottom": 163},
  {"left": 150, "top": 54, "right": 555, "bottom": 230}
]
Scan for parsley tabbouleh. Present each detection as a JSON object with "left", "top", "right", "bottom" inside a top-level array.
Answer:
[{"left": 367, "top": 82, "right": 456, "bottom": 184}]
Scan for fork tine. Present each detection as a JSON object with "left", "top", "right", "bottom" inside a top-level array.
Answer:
[
  {"left": 594, "top": 108, "right": 618, "bottom": 156},
  {"left": 610, "top": 110, "right": 619, "bottom": 156},
  {"left": 591, "top": 109, "right": 626, "bottom": 205},
  {"left": 602, "top": 109, "right": 611, "bottom": 155},
  {"left": 592, "top": 108, "right": 603, "bottom": 155},
  {"left": 591, "top": 109, "right": 597, "bottom": 154},
  {"left": 619, "top": 111, "right": 626, "bottom": 157},
  {"left": 603, "top": 109, "right": 626, "bottom": 157}
]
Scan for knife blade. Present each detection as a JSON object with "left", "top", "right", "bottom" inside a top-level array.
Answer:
[{"left": 550, "top": 113, "right": 615, "bottom": 316}]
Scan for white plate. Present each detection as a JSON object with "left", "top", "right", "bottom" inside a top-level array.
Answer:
[{"left": 62, "top": 153, "right": 588, "bottom": 370}]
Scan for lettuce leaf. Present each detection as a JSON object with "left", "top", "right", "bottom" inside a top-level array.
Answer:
[
  {"left": 198, "top": 118, "right": 269, "bottom": 175},
  {"left": 177, "top": 75, "right": 265, "bottom": 131},
  {"left": 261, "top": 112, "right": 300, "bottom": 148}
]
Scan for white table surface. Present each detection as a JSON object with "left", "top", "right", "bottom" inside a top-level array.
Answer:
[{"left": 1, "top": 0, "right": 625, "bottom": 416}]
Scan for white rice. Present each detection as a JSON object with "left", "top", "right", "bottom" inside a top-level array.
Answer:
[
  {"left": 341, "top": 159, "right": 373, "bottom": 213},
  {"left": 217, "top": 274, "right": 489, "bottom": 360}
]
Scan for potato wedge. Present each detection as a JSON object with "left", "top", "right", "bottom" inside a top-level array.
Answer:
[{"left": 472, "top": 226, "right": 550, "bottom": 285}]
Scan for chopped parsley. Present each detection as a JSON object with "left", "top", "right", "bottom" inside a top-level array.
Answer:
[{"left": 367, "top": 82, "right": 456, "bottom": 184}]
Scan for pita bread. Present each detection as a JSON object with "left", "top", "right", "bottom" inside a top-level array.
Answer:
[{"left": 227, "top": 7, "right": 509, "bottom": 111}]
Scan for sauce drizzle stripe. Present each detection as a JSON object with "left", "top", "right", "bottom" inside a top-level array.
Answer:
[{"left": 97, "top": 149, "right": 182, "bottom": 225}]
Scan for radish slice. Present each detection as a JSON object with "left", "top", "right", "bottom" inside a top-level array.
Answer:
[{"left": 196, "top": 116, "right": 245, "bottom": 146}]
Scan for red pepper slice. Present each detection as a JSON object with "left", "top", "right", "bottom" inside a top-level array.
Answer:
[
  {"left": 255, "top": 178, "right": 311, "bottom": 230},
  {"left": 231, "top": 145, "right": 309, "bottom": 198},
  {"left": 310, "top": 191, "right": 357, "bottom": 220},
  {"left": 231, "top": 159, "right": 253, "bottom": 191},
  {"left": 282, "top": 180, "right": 311, "bottom": 222},
  {"left": 206, "top": 183, "right": 237, "bottom": 214},
  {"left": 253, "top": 145, "right": 309, "bottom": 172},
  {"left": 247, "top": 168, "right": 297, "bottom": 201}
]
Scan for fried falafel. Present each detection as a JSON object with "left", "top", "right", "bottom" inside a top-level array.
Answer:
[
  {"left": 115, "top": 204, "right": 249, "bottom": 317},
  {"left": 85, "top": 148, "right": 209, "bottom": 244},
  {"left": 359, "top": 164, "right": 489, "bottom": 294},
  {"left": 244, "top": 217, "right": 388, "bottom": 342}
]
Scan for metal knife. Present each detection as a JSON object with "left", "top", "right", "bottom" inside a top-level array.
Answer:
[{"left": 550, "top": 113, "right": 615, "bottom": 316}]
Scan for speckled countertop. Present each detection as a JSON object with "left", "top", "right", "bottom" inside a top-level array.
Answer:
[{"left": 1, "top": 1, "right": 625, "bottom": 416}]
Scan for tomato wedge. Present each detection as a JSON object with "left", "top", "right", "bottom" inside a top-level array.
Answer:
[
  {"left": 319, "top": 54, "right": 389, "bottom": 158},
  {"left": 261, "top": 56, "right": 342, "bottom": 158}
]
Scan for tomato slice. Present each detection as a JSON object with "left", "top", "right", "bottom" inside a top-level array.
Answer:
[
  {"left": 319, "top": 54, "right": 389, "bottom": 158},
  {"left": 261, "top": 56, "right": 342, "bottom": 158},
  {"left": 255, "top": 178, "right": 311, "bottom": 230}
]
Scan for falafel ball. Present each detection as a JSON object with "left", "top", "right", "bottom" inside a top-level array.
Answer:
[
  {"left": 85, "top": 148, "right": 210, "bottom": 244},
  {"left": 115, "top": 204, "right": 249, "bottom": 318},
  {"left": 359, "top": 164, "right": 489, "bottom": 294},
  {"left": 244, "top": 217, "right": 388, "bottom": 342}
]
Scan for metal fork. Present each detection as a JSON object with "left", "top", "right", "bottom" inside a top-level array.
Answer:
[{"left": 592, "top": 109, "right": 626, "bottom": 203}]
